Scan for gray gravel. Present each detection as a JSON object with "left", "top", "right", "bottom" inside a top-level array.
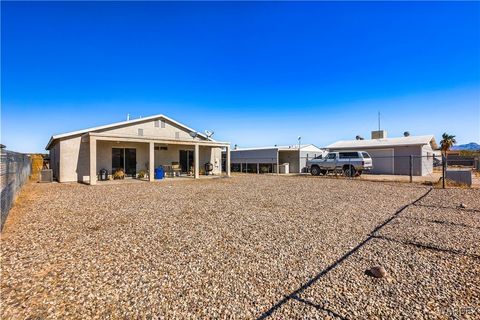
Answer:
[
  {"left": 402, "top": 205, "right": 480, "bottom": 229},
  {"left": 416, "top": 188, "right": 480, "bottom": 211},
  {"left": 298, "top": 238, "right": 479, "bottom": 320},
  {"left": 2, "top": 175, "right": 477, "bottom": 319},
  {"left": 378, "top": 215, "right": 480, "bottom": 256}
]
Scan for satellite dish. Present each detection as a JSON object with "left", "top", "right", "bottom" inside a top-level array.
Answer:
[
  {"left": 205, "top": 130, "right": 215, "bottom": 138},
  {"left": 189, "top": 131, "right": 197, "bottom": 138}
]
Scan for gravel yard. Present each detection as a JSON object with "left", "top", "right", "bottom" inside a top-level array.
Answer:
[{"left": 1, "top": 175, "right": 478, "bottom": 319}]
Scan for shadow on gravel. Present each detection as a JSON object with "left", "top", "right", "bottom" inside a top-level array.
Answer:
[
  {"left": 290, "top": 295, "right": 346, "bottom": 320},
  {"left": 257, "top": 188, "right": 433, "bottom": 319},
  {"left": 372, "top": 235, "right": 480, "bottom": 260}
]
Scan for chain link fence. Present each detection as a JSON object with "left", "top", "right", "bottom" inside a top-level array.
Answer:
[{"left": 1, "top": 149, "right": 31, "bottom": 229}]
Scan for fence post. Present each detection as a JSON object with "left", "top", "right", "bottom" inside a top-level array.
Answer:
[
  {"left": 409, "top": 155, "right": 413, "bottom": 183},
  {"left": 442, "top": 154, "right": 446, "bottom": 189}
]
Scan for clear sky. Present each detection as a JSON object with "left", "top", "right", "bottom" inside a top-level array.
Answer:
[{"left": 2, "top": 1, "right": 479, "bottom": 153}]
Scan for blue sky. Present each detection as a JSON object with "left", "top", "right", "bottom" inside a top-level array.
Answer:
[{"left": 2, "top": 1, "right": 479, "bottom": 153}]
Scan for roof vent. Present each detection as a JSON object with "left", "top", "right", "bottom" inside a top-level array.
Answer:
[
  {"left": 355, "top": 135, "right": 364, "bottom": 140},
  {"left": 371, "top": 130, "right": 387, "bottom": 139},
  {"left": 404, "top": 131, "right": 410, "bottom": 137}
]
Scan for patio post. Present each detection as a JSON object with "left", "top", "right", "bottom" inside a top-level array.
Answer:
[
  {"left": 149, "top": 141, "right": 154, "bottom": 182},
  {"left": 89, "top": 136, "right": 97, "bottom": 185},
  {"left": 194, "top": 144, "right": 199, "bottom": 179},
  {"left": 226, "top": 145, "right": 231, "bottom": 177}
]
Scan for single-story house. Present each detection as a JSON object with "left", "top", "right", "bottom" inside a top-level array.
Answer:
[
  {"left": 46, "top": 114, "right": 231, "bottom": 184},
  {"left": 326, "top": 131, "right": 438, "bottom": 176},
  {"left": 228, "top": 144, "right": 326, "bottom": 174}
]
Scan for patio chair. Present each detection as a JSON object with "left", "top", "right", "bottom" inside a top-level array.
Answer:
[{"left": 171, "top": 162, "right": 182, "bottom": 177}]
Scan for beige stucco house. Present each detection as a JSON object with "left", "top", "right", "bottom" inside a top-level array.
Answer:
[{"left": 45, "top": 114, "right": 231, "bottom": 184}]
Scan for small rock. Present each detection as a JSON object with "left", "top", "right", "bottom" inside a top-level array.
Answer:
[
  {"left": 459, "top": 203, "right": 467, "bottom": 209},
  {"left": 367, "top": 265, "right": 388, "bottom": 278}
]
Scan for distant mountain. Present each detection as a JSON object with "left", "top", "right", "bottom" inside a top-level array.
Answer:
[{"left": 451, "top": 142, "right": 480, "bottom": 151}]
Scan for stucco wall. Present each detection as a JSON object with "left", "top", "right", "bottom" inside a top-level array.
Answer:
[
  {"left": 51, "top": 116, "right": 225, "bottom": 182},
  {"left": 58, "top": 136, "right": 89, "bottom": 182},
  {"left": 97, "top": 141, "right": 150, "bottom": 175},
  {"left": 199, "top": 146, "right": 222, "bottom": 174},
  {"left": 99, "top": 118, "right": 205, "bottom": 142}
]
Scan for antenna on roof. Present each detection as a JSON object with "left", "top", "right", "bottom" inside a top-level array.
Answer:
[
  {"left": 204, "top": 130, "right": 214, "bottom": 139},
  {"left": 378, "top": 111, "right": 381, "bottom": 131}
]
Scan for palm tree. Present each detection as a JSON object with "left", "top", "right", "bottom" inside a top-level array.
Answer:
[{"left": 440, "top": 133, "right": 457, "bottom": 156}]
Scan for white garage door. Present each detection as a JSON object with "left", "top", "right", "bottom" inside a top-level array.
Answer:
[{"left": 368, "top": 149, "right": 394, "bottom": 174}]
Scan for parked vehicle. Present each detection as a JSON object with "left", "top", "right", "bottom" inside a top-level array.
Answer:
[{"left": 307, "top": 151, "right": 373, "bottom": 177}]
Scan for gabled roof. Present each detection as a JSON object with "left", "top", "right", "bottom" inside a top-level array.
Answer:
[
  {"left": 45, "top": 114, "right": 212, "bottom": 150},
  {"left": 232, "top": 144, "right": 324, "bottom": 152},
  {"left": 326, "top": 135, "right": 438, "bottom": 150}
]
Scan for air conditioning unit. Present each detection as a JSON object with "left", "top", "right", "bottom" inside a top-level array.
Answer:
[{"left": 39, "top": 169, "right": 53, "bottom": 183}]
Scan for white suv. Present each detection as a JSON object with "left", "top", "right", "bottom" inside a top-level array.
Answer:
[{"left": 307, "top": 151, "right": 373, "bottom": 177}]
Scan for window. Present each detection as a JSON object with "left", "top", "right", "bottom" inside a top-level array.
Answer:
[
  {"left": 362, "top": 152, "right": 371, "bottom": 159},
  {"left": 160, "top": 146, "right": 168, "bottom": 151},
  {"left": 175, "top": 132, "right": 180, "bottom": 139},
  {"left": 327, "top": 153, "right": 336, "bottom": 160},
  {"left": 161, "top": 120, "right": 166, "bottom": 128},
  {"left": 154, "top": 146, "right": 160, "bottom": 151},
  {"left": 339, "top": 152, "right": 359, "bottom": 159},
  {"left": 154, "top": 120, "right": 160, "bottom": 128},
  {"left": 138, "top": 128, "right": 144, "bottom": 136}
]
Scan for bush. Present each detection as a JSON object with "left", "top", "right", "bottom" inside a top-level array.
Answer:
[
  {"left": 113, "top": 169, "right": 125, "bottom": 180},
  {"left": 137, "top": 170, "right": 147, "bottom": 179}
]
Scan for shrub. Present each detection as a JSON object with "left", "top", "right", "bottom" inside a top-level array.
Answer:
[{"left": 113, "top": 168, "right": 125, "bottom": 180}]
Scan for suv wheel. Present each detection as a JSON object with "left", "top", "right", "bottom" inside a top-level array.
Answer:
[
  {"left": 310, "top": 166, "right": 320, "bottom": 176},
  {"left": 343, "top": 166, "right": 356, "bottom": 177}
]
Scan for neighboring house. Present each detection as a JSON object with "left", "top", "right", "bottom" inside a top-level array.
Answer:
[
  {"left": 326, "top": 131, "right": 438, "bottom": 176},
  {"left": 46, "top": 114, "right": 231, "bottom": 184},
  {"left": 229, "top": 144, "right": 326, "bottom": 174}
]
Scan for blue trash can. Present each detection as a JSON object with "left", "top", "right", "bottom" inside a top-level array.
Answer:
[{"left": 154, "top": 167, "right": 164, "bottom": 180}]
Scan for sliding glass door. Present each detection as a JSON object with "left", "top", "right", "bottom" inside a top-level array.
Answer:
[{"left": 112, "top": 148, "right": 136, "bottom": 177}]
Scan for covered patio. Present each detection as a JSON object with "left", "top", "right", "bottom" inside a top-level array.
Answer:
[{"left": 87, "top": 132, "right": 231, "bottom": 185}]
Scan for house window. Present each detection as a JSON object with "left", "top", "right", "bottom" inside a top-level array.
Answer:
[
  {"left": 154, "top": 120, "right": 159, "bottom": 128},
  {"left": 138, "top": 129, "right": 144, "bottom": 136},
  {"left": 160, "top": 146, "right": 168, "bottom": 151},
  {"left": 154, "top": 146, "right": 160, "bottom": 151},
  {"left": 175, "top": 132, "right": 180, "bottom": 139},
  {"left": 161, "top": 120, "right": 166, "bottom": 128}
]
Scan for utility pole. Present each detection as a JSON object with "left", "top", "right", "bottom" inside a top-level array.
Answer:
[{"left": 378, "top": 111, "right": 381, "bottom": 131}]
